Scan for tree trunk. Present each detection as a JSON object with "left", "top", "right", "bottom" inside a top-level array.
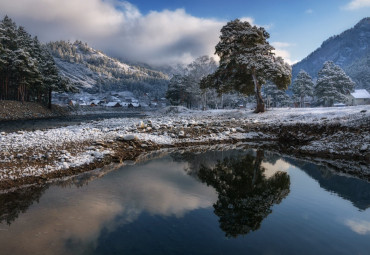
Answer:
[
  {"left": 252, "top": 70, "right": 265, "bottom": 113},
  {"left": 48, "top": 88, "right": 52, "bottom": 109},
  {"left": 252, "top": 149, "right": 264, "bottom": 187},
  {"left": 300, "top": 95, "right": 303, "bottom": 108}
]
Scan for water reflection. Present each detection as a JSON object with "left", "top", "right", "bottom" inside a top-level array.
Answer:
[
  {"left": 285, "top": 158, "right": 370, "bottom": 210},
  {"left": 0, "top": 146, "right": 369, "bottom": 255},
  {"left": 0, "top": 156, "right": 217, "bottom": 255},
  {"left": 197, "top": 150, "right": 290, "bottom": 237},
  {"left": 0, "top": 185, "right": 48, "bottom": 224}
]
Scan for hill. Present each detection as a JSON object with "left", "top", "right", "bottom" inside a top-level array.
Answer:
[
  {"left": 47, "top": 41, "right": 169, "bottom": 97},
  {"left": 292, "top": 17, "right": 370, "bottom": 90}
]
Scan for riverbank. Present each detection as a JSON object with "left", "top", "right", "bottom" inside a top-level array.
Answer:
[
  {"left": 0, "top": 100, "right": 69, "bottom": 121},
  {"left": 0, "top": 106, "right": 369, "bottom": 190}
]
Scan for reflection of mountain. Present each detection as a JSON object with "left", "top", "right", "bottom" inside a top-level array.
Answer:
[
  {"left": 285, "top": 158, "right": 370, "bottom": 211},
  {"left": 0, "top": 185, "right": 48, "bottom": 225},
  {"left": 198, "top": 151, "right": 290, "bottom": 237}
]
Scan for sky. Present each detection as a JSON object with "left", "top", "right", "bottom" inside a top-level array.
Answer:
[{"left": 0, "top": 0, "right": 369, "bottom": 66}]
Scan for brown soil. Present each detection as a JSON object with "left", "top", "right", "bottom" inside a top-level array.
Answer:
[{"left": 0, "top": 100, "right": 68, "bottom": 121}]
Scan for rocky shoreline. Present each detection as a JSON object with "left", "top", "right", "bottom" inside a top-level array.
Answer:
[{"left": 0, "top": 107, "right": 369, "bottom": 191}]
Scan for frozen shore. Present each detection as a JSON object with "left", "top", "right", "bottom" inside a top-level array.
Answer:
[{"left": 0, "top": 106, "right": 369, "bottom": 190}]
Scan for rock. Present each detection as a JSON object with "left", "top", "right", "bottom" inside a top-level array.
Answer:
[
  {"left": 123, "top": 135, "right": 138, "bottom": 141},
  {"left": 138, "top": 121, "right": 146, "bottom": 129},
  {"left": 146, "top": 127, "right": 152, "bottom": 132},
  {"left": 230, "top": 128, "right": 236, "bottom": 133},
  {"left": 141, "top": 144, "right": 148, "bottom": 148},
  {"left": 360, "top": 144, "right": 368, "bottom": 152},
  {"left": 179, "top": 131, "right": 185, "bottom": 137},
  {"left": 236, "top": 127, "right": 244, "bottom": 132}
]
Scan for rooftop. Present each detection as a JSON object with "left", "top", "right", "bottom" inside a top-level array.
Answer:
[{"left": 350, "top": 89, "right": 370, "bottom": 99}]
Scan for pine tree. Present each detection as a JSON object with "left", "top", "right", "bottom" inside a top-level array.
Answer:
[
  {"left": 263, "top": 82, "right": 291, "bottom": 107},
  {"left": 0, "top": 15, "right": 75, "bottom": 105},
  {"left": 0, "top": 16, "right": 18, "bottom": 100},
  {"left": 292, "top": 70, "right": 314, "bottom": 107},
  {"left": 165, "top": 75, "right": 189, "bottom": 106},
  {"left": 200, "top": 19, "right": 291, "bottom": 113},
  {"left": 315, "top": 61, "right": 355, "bottom": 106}
]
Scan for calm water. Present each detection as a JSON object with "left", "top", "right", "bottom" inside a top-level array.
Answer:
[{"left": 1, "top": 147, "right": 370, "bottom": 255}]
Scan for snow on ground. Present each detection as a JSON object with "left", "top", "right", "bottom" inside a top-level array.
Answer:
[
  {"left": 172, "top": 105, "right": 370, "bottom": 125},
  {"left": 0, "top": 106, "right": 369, "bottom": 182}
]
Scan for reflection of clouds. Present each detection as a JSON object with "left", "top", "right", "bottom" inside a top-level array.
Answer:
[
  {"left": 0, "top": 156, "right": 217, "bottom": 255},
  {"left": 261, "top": 159, "right": 291, "bottom": 178},
  {"left": 344, "top": 219, "right": 370, "bottom": 235}
]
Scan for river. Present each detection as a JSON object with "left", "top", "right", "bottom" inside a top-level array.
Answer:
[{"left": 0, "top": 146, "right": 369, "bottom": 254}]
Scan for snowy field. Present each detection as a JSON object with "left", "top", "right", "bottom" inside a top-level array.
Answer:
[{"left": 0, "top": 105, "right": 369, "bottom": 183}]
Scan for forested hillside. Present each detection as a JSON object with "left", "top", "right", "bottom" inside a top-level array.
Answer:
[{"left": 47, "top": 41, "right": 169, "bottom": 98}]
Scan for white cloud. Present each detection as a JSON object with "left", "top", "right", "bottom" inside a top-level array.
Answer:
[
  {"left": 344, "top": 219, "right": 370, "bottom": 235},
  {"left": 343, "top": 0, "right": 370, "bottom": 10},
  {"left": 0, "top": 0, "right": 226, "bottom": 66},
  {"left": 271, "top": 42, "right": 297, "bottom": 65},
  {"left": 0, "top": 0, "right": 276, "bottom": 66}
]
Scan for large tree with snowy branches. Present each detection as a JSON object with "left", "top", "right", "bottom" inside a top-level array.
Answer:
[
  {"left": 200, "top": 19, "right": 291, "bottom": 113},
  {"left": 292, "top": 70, "right": 314, "bottom": 107},
  {"left": 315, "top": 61, "right": 355, "bottom": 106}
]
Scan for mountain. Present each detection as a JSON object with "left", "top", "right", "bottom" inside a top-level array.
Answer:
[
  {"left": 292, "top": 17, "right": 370, "bottom": 90},
  {"left": 47, "top": 41, "right": 169, "bottom": 97}
]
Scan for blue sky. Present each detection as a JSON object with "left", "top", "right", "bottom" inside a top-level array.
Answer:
[{"left": 0, "top": 0, "right": 369, "bottom": 65}]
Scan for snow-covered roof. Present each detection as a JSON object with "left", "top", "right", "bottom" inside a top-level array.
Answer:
[
  {"left": 106, "top": 102, "right": 120, "bottom": 107},
  {"left": 350, "top": 89, "right": 370, "bottom": 99},
  {"left": 90, "top": 100, "right": 101, "bottom": 105}
]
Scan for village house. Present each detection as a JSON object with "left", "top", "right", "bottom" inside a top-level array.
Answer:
[{"left": 347, "top": 89, "right": 370, "bottom": 105}]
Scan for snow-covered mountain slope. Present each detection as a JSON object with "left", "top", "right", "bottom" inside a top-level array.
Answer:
[
  {"left": 292, "top": 17, "right": 370, "bottom": 90},
  {"left": 47, "top": 41, "right": 169, "bottom": 94}
]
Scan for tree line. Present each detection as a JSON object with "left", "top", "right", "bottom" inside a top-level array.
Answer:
[{"left": 0, "top": 16, "right": 75, "bottom": 108}]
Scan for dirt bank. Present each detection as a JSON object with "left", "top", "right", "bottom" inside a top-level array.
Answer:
[
  {"left": 0, "top": 100, "right": 68, "bottom": 121},
  {"left": 0, "top": 107, "right": 369, "bottom": 191}
]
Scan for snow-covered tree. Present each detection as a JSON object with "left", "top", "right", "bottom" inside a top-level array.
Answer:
[
  {"left": 165, "top": 75, "right": 190, "bottom": 106},
  {"left": 263, "top": 82, "right": 291, "bottom": 108},
  {"left": 166, "top": 55, "right": 218, "bottom": 109},
  {"left": 0, "top": 15, "right": 75, "bottom": 105},
  {"left": 187, "top": 56, "right": 217, "bottom": 109},
  {"left": 315, "top": 61, "right": 355, "bottom": 106},
  {"left": 292, "top": 70, "right": 314, "bottom": 107},
  {"left": 200, "top": 19, "right": 291, "bottom": 113}
]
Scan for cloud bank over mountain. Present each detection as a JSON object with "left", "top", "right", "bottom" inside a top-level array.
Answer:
[{"left": 0, "top": 0, "right": 293, "bottom": 65}]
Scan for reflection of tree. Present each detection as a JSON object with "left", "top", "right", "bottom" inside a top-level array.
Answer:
[
  {"left": 0, "top": 185, "right": 48, "bottom": 225},
  {"left": 198, "top": 150, "right": 290, "bottom": 237}
]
